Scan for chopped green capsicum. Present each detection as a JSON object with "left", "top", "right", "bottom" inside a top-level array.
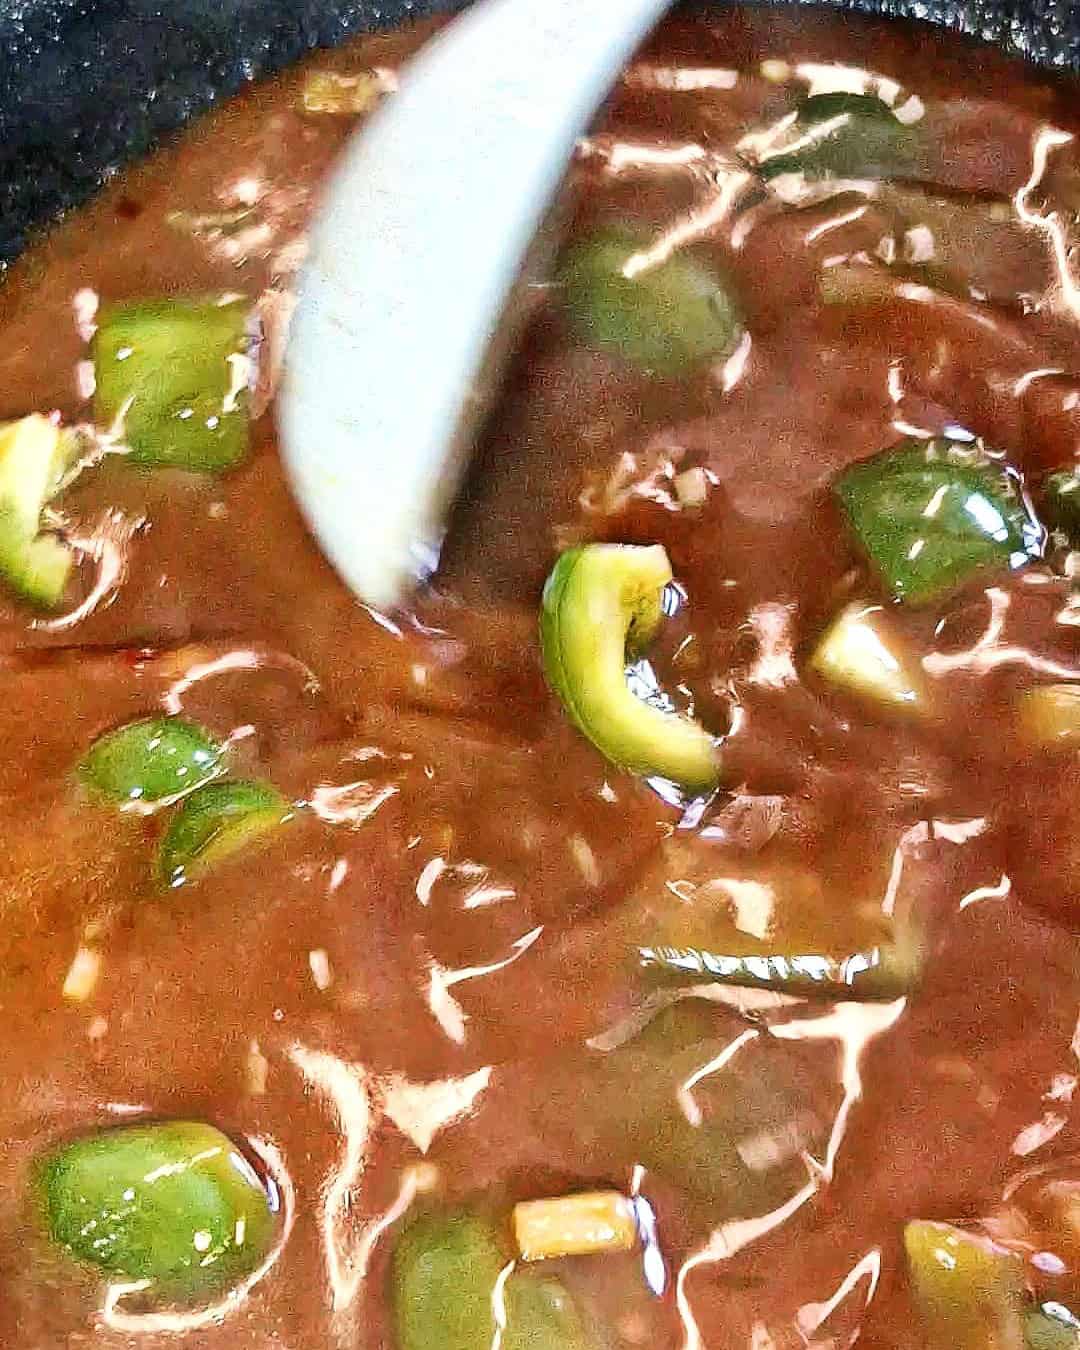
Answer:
[
  {"left": 756, "top": 91, "right": 920, "bottom": 183},
  {"left": 394, "top": 1210, "right": 503, "bottom": 1350},
  {"left": 639, "top": 943, "right": 917, "bottom": 999},
  {"left": 1026, "top": 1306, "right": 1080, "bottom": 1350},
  {"left": 393, "top": 1209, "right": 595, "bottom": 1350},
  {"left": 93, "top": 297, "right": 251, "bottom": 471},
  {"left": 566, "top": 1000, "right": 829, "bottom": 1220},
  {"left": 557, "top": 226, "right": 743, "bottom": 377},
  {"left": 81, "top": 716, "right": 224, "bottom": 806},
  {"left": 0, "top": 414, "right": 77, "bottom": 608},
  {"left": 630, "top": 849, "right": 928, "bottom": 1000},
  {"left": 39, "top": 1120, "right": 277, "bottom": 1295},
  {"left": 540, "top": 544, "right": 720, "bottom": 792},
  {"left": 159, "top": 780, "right": 294, "bottom": 888},
  {"left": 504, "top": 1272, "right": 595, "bottom": 1350},
  {"left": 836, "top": 437, "right": 1041, "bottom": 604},
  {"left": 904, "top": 1220, "right": 1026, "bottom": 1350},
  {"left": 1043, "top": 471, "right": 1080, "bottom": 546}
]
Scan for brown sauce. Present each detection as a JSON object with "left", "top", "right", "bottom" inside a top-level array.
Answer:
[{"left": 1, "top": 7, "right": 1080, "bottom": 1347}]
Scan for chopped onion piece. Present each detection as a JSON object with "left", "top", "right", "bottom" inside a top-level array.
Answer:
[
  {"left": 811, "top": 601, "right": 931, "bottom": 713},
  {"left": 513, "top": 1191, "right": 638, "bottom": 1262},
  {"left": 62, "top": 946, "right": 101, "bottom": 1002},
  {"left": 301, "top": 69, "right": 394, "bottom": 115},
  {"left": 674, "top": 466, "right": 709, "bottom": 508},
  {"left": 1019, "top": 684, "right": 1080, "bottom": 746}
]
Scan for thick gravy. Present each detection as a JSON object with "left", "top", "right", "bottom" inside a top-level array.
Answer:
[{"left": 1, "top": 8, "right": 1080, "bottom": 1349}]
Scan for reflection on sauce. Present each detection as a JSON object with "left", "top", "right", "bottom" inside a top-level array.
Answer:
[{"left": 0, "top": 6, "right": 1080, "bottom": 1349}]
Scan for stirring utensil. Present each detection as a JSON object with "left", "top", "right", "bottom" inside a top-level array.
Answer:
[{"left": 278, "top": 0, "right": 673, "bottom": 611}]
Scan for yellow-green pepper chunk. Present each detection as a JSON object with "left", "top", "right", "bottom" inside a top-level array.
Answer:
[
  {"left": 558, "top": 226, "right": 743, "bottom": 377},
  {"left": 393, "top": 1210, "right": 595, "bottom": 1350},
  {"left": 540, "top": 544, "right": 719, "bottom": 792},
  {"left": 80, "top": 716, "right": 224, "bottom": 806},
  {"left": 0, "top": 414, "right": 76, "bottom": 608},
  {"left": 93, "top": 297, "right": 250, "bottom": 471},
  {"left": 905, "top": 1220, "right": 1025, "bottom": 1350}
]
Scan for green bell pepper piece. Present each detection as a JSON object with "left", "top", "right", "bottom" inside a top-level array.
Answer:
[
  {"left": 836, "top": 437, "right": 1040, "bottom": 604},
  {"left": 558, "top": 226, "right": 742, "bottom": 376},
  {"left": 905, "top": 1220, "right": 1025, "bottom": 1350},
  {"left": 81, "top": 716, "right": 224, "bottom": 806},
  {"left": 159, "top": 780, "right": 294, "bottom": 888},
  {"left": 393, "top": 1210, "right": 595, "bottom": 1350},
  {"left": 504, "top": 1273, "right": 595, "bottom": 1350},
  {"left": 40, "top": 1120, "right": 276, "bottom": 1295},
  {"left": 758, "top": 92, "right": 920, "bottom": 182},
  {"left": 0, "top": 415, "right": 76, "bottom": 608},
  {"left": 1026, "top": 1306, "right": 1080, "bottom": 1350},
  {"left": 93, "top": 297, "right": 251, "bottom": 471},
  {"left": 578, "top": 1001, "right": 827, "bottom": 1220}
]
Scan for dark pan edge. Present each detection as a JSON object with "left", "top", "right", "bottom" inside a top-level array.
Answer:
[{"left": 0, "top": 0, "right": 1075, "bottom": 265}]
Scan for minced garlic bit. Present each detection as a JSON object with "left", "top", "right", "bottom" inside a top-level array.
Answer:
[
  {"left": 760, "top": 59, "right": 791, "bottom": 84},
  {"left": 569, "top": 835, "right": 601, "bottom": 889},
  {"left": 309, "top": 948, "right": 333, "bottom": 991},
  {"left": 407, "top": 1162, "right": 442, "bottom": 1195},
  {"left": 62, "top": 946, "right": 101, "bottom": 1002},
  {"left": 246, "top": 1039, "right": 269, "bottom": 1096},
  {"left": 674, "top": 466, "right": 709, "bottom": 508},
  {"left": 513, "top": 1191, "right": 638, "bottom": 1262},
  {"left": 301, "top": 69, "right": 395, "bottom": 116},
  {"left": 164, "top": 207, "right": 254, "bottom": 239}
]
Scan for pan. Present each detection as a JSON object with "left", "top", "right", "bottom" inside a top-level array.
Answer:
[{"left": 0, "top": 0, "right": 1075, "bottom": 263}]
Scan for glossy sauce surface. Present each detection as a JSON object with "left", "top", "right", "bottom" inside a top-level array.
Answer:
[{"left": 1, "top": 8, "right": 1080, "bottom": 1347}]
